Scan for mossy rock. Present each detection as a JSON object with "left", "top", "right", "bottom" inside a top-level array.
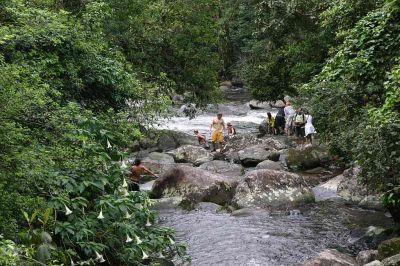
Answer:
[
  {"left": 286, "top": 146, "right": 331, "bottom": 170},
  {"left": 378, "top": 237, "right": 400, "bottom": 259}
]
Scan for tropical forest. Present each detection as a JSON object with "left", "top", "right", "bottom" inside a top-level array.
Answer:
[{"left": 0, "top": 0, "right": 399, "bottom": 265}]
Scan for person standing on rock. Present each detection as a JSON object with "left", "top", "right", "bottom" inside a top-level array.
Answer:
[
  {"left": 293, "top": 108, "right": 307, "bottom": 144},
  {"left": 210, "top": 113, "right": 226, "bottom": 152},
  {"left": 284, "top": 101, "right": 296, "bottom": 135},
  {"left": 274, "top": 101, "right": 286, "bottom": 135},
  {"left": 129, "top": 158, "right": 158, "bottom": 191}
]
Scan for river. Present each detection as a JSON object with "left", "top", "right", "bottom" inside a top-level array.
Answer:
[{"left": 155, "top": 88, "right": 392, "bottom": 266}]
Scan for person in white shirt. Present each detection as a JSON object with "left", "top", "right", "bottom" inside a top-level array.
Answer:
[{"left": 284, "top": 101, "right": 296, "bottom": 135}]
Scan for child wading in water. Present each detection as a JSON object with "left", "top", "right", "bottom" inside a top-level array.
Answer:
[{"left": 194, "top": 129, "right": 209, "bottom": 149}]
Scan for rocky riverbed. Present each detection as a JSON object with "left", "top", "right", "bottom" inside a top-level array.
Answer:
[{"left": 130, "top": 87, "right": 396, "bottom": 265}]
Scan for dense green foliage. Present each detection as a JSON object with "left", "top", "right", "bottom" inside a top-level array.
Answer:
[
  {"left": 0, "top": 0, "right": 224, "bottom": 264},
  {"left": 304, "top": 0, "right": 400, "bottom": 205}
]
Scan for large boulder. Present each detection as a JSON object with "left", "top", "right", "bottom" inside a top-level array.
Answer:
[
  {"left": 382, "top": 254, "right": 400, "bottom": 266},
  {"left": 260, "top": 137, "right": 290, "bottom": 150},
  {"left": 302, "top": 249, "right": 356, "bottom": 266},
  {"left": 378, "top": 238, "right": 400, "bottom": 260},
  {"left": 337, "top": 166, "right": 383, "bottom": 210},
  {"left": 157, "top": 130, "right": 197, "bottom": 151},
  {"left": 255, "top": 160, "right": 283, "bottom": 171},
  {"left": 232, "top": 170, "right": 314, "bottom": 209},
  {"left": 238, "top": 146, "right": 277, "bottom": 166},
  {"left": 151, "top": 166, "right": 239, "bottom": 206},
  {"left": 168, "top": 145, "right": 213, "bottom": 166},
  {"left": 349, "top": 226, "right": 393, "bottom": 251},
  {"left": 312, "top": 175, "right": 343, "bottom": 202},
  {"left": 141, "top": 152, "right": 175, "bottom": 174},
  {"left": 357, "top": 250, "right": 379, "bottom": 265},
  {"left": 286, "top": 145, "right": 332, "bottom": 170},
  {"left": 198, "top": 160, "right": 244, "bottom": 177}
]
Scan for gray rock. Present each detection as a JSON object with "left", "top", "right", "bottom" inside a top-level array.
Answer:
[
  {"left": 378, "top": 238, "right": 400, "bottom": 260},
  {"left": 195, "top": 202, "right": 223, "bottom": 212},
  {"left": 286, "top": 145, "right": 332, "bottom": 170},
  {"left": 248, "top": 100, "right": 271, "bottom": 109},
  {"left": 349, "top": 226, "right": 392, "bottom": 251},
  {"left": 168, "top": 145, "right": 213, "bottom": 165},
  {"left": 260, "top": 137, "right": 289, "bottom": 150},
  {"left": 312, "top": 175, "right": 343, "bottom": 202},
  {"left": 238, "top": 146, "right": 272, "bottom": 166},
  {"left": 356, "top": 250, "right": 379, "bottom": 265},
  {"left": 151, "top": 166, "right": 238, "bottom": 206},
  {"left": 338, "top": 165, "right": 383, "bottom": 210},
  {"left": 365, "top": 261, "right": 383, "bottom": 266},
  {"left": 141, "top": 152, "right": 175, "bottom": 174},
  {"left": 255, "top": 160, "right": 283, "bottom": 171},
  {"left": 157, "top": 130, "right": 197, "bottom": 151},
  {"left": 152, "top": 196, "right": 183, "bottom": 210},
  {"left": 233, "top": 169, "right": 314, "bottom": 209},
  {"left": 199, "top": 160, "right": 244, "bottom": 177},
  {"left": 382, "top": 254, "right": 400, "bottom": 266},
  {"left": 302, "top": 249, "right": 357, "bottom": 265}
]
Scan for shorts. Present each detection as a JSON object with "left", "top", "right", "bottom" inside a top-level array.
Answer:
[
  {"left": 295, "top": 126, "right": 305, "bottom": 138},
  {"left": 211, "top": 131, "right": 224, "bottom": 143}
]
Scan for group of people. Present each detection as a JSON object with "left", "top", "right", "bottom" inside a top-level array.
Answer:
[
  {"left": 265, "top": 101, "right": 316, "bottom": 144},
  {"left": 194, "top": 113, "right": 236, "bottom": 152},
  {"left": 128, "top": 103, "right": 315, "bottom": 190}
]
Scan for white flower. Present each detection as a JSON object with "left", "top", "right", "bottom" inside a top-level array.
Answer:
[
  {"left": 106, "top": 139, "right": 112, "bottom": 149},
  {"left": 142, "top": 250, "right": 149, "bottom": 260},
  {"left": 122, "top": 188, "right": 129, "bottom": 197},
  {"left": 122, "top": 178, "right": 128, "bottom": 188},
  {"left": 125, "top": 211, "right": 132, "bottom": 219},
  {"left": 121, "top": 160, "right": 127, "bottom": 169},
  {"left": 65, "top": 205, "right": 72, "bottom": 215},
  {"left": 71, "top": 259, "right": 75, "bottom": 266},
  {"left": 158, "top": 252, "right": 165, "bottom": 258},
  {"left": 135, "top": 235, "right": 142, "bottom": 244},
  {"left": 135, "top": 203, "right": 143, "bottom": 210},
  {"left": 168, "top": 236, "right": 175, "bottom": 245},
  {"left": 126, "top": 234, "right": 133, "bottom": 243},
  {"left": 95, "top": 251, "right": 105, "bottom": 263},
  {"left": 145, "top": 217, "right": 152, "bottom": 227},
  {"left": 97, "top": 208, "right": 104, "bottom": 219}
]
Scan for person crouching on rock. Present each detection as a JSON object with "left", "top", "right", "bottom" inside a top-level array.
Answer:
[
  {"left": 210, "top": 113, "right": 226, "bottom": 152},
  {"left": 194, "top": 129, "right": 209, "bottom": 149},
  {"left": 129, "top": 158, "right": 158, "bottom": 191},
  {"left": 226, "top": 122, "right": 237, "bottom": 139}
]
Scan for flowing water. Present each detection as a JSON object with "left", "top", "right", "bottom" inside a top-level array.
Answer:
[{"left": 156, "top": 88, "right": 392, "bottom": 266}]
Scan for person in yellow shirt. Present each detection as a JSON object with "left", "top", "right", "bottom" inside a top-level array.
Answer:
[{"left": 210, "top": 113, "right": 226, "bottom": 152}]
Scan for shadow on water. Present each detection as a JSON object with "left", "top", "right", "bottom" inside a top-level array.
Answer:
[{"left": 158, "top": 201, "right": 392, "bottom": 266}]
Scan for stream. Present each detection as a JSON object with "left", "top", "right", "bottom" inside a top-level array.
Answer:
[{"left": 155, "top": 88, "right": 392, "bottom": 266}]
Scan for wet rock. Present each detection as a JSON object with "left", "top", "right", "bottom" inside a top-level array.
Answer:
[
  {"left": 302, "top": 249, "right": 356, "bottom": 266},
  {"left": 142, "top": 152, "right": 175, "bottom": 174},
  {"left": 357, "top": 250, "right": 379, "bottom": 265},
  {"left": 338, "top": 165, "right": 383, "bottom": 210},
  {"left": 232, "top": 170, "right": 314, "bottom": 209},
  {"left": 248, "top": 100, "right": 271, "bottom": 109},
  {"left": 378, "top": 238, "right": 400, "bottom": 260},
  {"left": 382, "top": 254, "right": 400, "bottom": 266},
  {"left": 238, "top": 146, "right": 272, "bottom": 166},
  {"left": 312, "top": 175, "right": 343, "bottom": 202},
  {"left": 195, "top": 202, "right": 223, "bottom": 212},
  {"left": 168, "top": 145, "right": 213, "bottom": 166},
  {"left": 365, "top": 261, "right": 383, "bottom": 266},
  {"left": 224, "top": 149, "right": 241, "bottom": 164},
  {"left": 349, "top": 226, "right": 393, "bottom": 251},
  {"left": 286, "top": 145, "right": 332, "bottom": 170},
  {"left": 258, "top": 119, "right": 269, "bottom": 136},
  {"left": 199, "top": 160, "right": 244, "bottom": 177},
  {"left": 231, "top": 208, "right": 269, "bottom": 217},
  {"left": 255, "top": 160, "right": 283, "bottom": 171},
  {"left": 152, "top": 196, "right": 183, "bottom": 210},
  {"left": 151, "top": 166, "right": 238, "bottom": 206}
]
